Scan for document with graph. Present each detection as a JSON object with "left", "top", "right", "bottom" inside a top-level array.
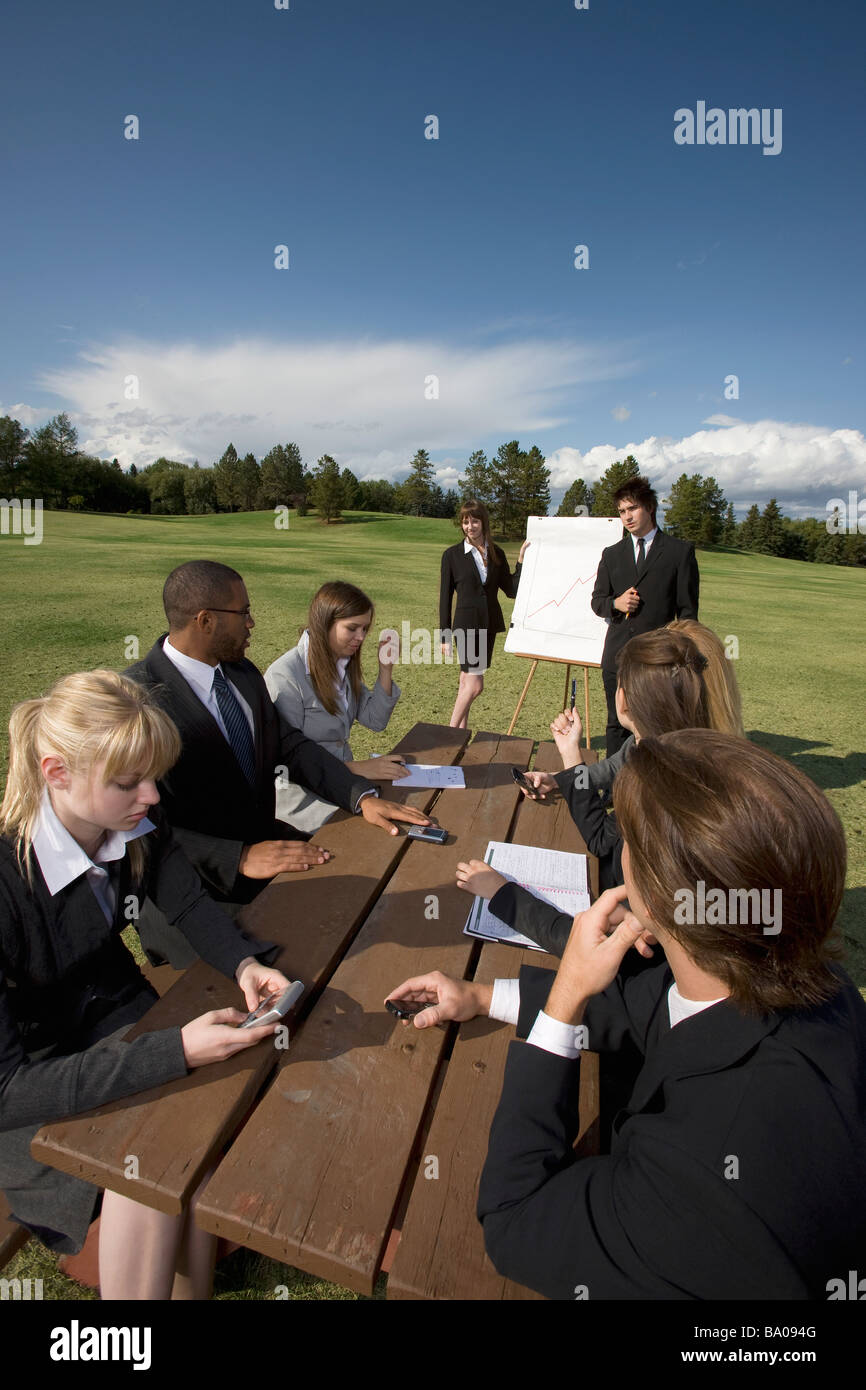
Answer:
[
  {"left": 463, "top": 841, "right": 591, "bottom": 950},
  {"left": 504, "top": 515, "right": 622, "bottom": 665}
]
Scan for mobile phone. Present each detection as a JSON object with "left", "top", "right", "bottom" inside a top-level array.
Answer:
[
  {"left": 511, "top": 766, "right": 539, "bottom": 797},
  {"left": 237, "top": 979, "right": 304, "bottom": 1029},
  {"left": 385, "top": 998, "right": 431, "bottom": 1019},
  {"left": 407, "top": 824, "right": 448, "bottom": 844}
]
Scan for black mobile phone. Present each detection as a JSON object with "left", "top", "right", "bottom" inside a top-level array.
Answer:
[
  {"left": 386, "top": 998, "right": 430, "bottom": 1019},
  {"left": 511, "top": 766, "right": 539, "bottom": 797},
  {"left": 407, "top": 824, "right": 448, "bottom": 844}
]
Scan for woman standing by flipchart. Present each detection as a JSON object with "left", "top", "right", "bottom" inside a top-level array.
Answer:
[{"left": 439, "top": 500, "right": 530, "bottom": 728}]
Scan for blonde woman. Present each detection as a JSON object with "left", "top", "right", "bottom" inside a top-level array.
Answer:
[
  {"left": 0, "top": 670, "right": 290, "bottom": 1299},
  {"left": 528, "top": 618, "right": 745, "bottom": 796}
]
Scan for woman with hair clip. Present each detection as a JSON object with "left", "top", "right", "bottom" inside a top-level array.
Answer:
[
  {"left": 0, "top": 670, "right": 292, "bottom": 1300},
  {"left": 387, "top": 730, "right": 866, "bottom": 1299},
  {"left": 265, "top": 580, "right": 407, "bottom": 832},
  {"left": 454, "top": 628, "right": 716, "bottom": 952},
  {"left": 439, "top": 499, "right": 530, "bottom": 729},
  {"left": 542, "top": 618, "right": 745, "bottom": 798}
]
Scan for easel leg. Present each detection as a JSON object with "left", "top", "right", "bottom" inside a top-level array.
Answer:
[
  {"left": 584, "top": 667, "right": 591, "bottom": 750},
  {"left": 507, "top": 660, "right": 539, "bottom": 735}
]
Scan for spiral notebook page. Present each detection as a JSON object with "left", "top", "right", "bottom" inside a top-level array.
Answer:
[{"left": 463, "top": 841, "right": 591, "bottom": 950}]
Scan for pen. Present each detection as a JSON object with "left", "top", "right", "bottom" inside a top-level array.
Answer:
[{"left": 570, "top": 678, "right": 576, "bottom": 711}]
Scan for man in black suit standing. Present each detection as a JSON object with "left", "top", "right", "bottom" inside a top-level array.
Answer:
[
  {"left": 125, "top": 560, "right": 430, "bottom": 966},
  {"left": 591, "top": 476, "right": 699, "bottom": 756}
]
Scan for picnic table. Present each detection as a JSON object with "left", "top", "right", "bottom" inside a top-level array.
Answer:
[{"left": 32, "top": 721, "right": 601, "bottom": 1300}]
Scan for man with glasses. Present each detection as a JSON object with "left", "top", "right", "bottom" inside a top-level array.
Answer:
[
  {"left": 125, "top": 560, "right": 430, "bottom": 966},
  {"left": 590, "top": 477, "right": 699, "bottom": 757}
]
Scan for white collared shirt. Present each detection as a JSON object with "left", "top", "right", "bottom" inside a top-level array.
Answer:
[
  {"left": 632, "top": 525, "right": 658, "bottom": 564},
  {"left": 489, "top": 974, "right": 723, "bottom": 1060},
  {"left": 162, "top": 635, "right": 255, "bottom": 742},
  {"left": 32, "top": 791, "right": 155, "bottom": 924},
  {"left": 464, "top": 537, "right": 489, "bottom": 582}
]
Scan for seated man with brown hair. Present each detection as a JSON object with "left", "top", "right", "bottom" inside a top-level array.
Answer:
[{"left": 387, "top": 730, "right": 866, "bottom": 1300}]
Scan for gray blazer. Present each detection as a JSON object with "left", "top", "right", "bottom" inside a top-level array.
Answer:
[{"left": 265, "top": 644, "right": 401, "bottom": 832}]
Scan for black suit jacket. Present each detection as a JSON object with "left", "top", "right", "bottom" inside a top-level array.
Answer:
[
  {"left": 125, "top": 636, "right": 375, "bottom": 906},
  {"left": 478, "top": 963, "right": 866, "bottom": 1300},
  {"left": 439, "top": 543, "right": 520, "bottom": 639},
  {"left": 590, "top": 529, "right": 699, "bottom": 672}
]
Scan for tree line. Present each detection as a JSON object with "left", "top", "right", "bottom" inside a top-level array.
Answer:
[
  {"left": 1, "top": 412, "right": 859, "bottom": 566},
  {"left": 558, "top": 456, "right": 865, "bottom": 568}
]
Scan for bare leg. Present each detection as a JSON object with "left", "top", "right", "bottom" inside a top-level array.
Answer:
[
  {"left": 99, "top": 1189, "right": 185, "bottom": 1301},
  {"left": 449, "top": 672, "right": 484, "bottom": 728},
  {"left": 171, "top": 1173, "right": 218, "bottom": 1301}
]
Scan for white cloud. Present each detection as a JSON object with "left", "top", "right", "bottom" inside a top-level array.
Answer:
[
  {"left": 611, "top": 405, "right": 631, "bottom": 422},
  {"left": 545, "top": 416, "right": 866, "bottom": 509},
  {"left": 0, "top": 401, "right": 46, "bottom": 427},
  {"left": 31, "top": 335, "right": 638, "bottom": 475}
]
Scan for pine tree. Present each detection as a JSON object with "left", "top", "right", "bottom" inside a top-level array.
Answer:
[
  {"left": 591, "top": 455, "right": 641, "bottom": 517},
  {"left": 340, "top": 468, "right": 361, "bottom": 509},
  {"left": 0, "top": 415, "right": 30, "bottom": 496},
  {"left": 404, "top": 448, "right": 435, "bottom": 515},
  {"left": 309, "top": 455, "right": 344, "bottom": 523},
  {"left": 759, "top": 498, "right": 786, "bottom": 556},
  {"left": 491, "top": 440, "right": 524, "bottom": 537},
  {"left": 237, "top": 452, "right": 261, "bottom": 510},
  {"left": 212, "top": 443, "right": 242, "bottom": 512},
  {"left": 517, "top": 445, "right": 551, "bottom": 531},
  {"left": 722, "top": 502, "right": 737, "bottom": 546},
  {"left": 259, "top": 443, "right": 303, "bottom": 507},
  {"left": 459, "top": 449, "right": 495, "bottom": 505},
  {"left": 738, "top": 504, "right": 762, "bottom": 551},
  {"left": 557, "top": 478, "right": 595, "bottom": 516}
]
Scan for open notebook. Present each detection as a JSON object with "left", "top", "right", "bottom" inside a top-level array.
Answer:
[{"left": 463, "top": 841, "right": 591, "bottom": 950}]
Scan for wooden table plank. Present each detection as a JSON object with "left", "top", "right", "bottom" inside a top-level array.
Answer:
[
  {"left": 31, "top": 722, "right": 470, "bottom": 1216},
  {"left": 195, "top": 731, "right": 533, "bottom": 1293},
  {"left": 387, "top": 741, "right": 601, "bottom": 1300}
]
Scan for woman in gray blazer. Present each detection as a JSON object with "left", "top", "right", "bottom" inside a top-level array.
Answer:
[{"left": 265, "top": 581, "right": 405, "bottom": 832}]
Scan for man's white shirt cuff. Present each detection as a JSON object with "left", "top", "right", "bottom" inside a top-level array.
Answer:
[{"left": 490, "top": 979, "right": 585, "bottom": 1058}]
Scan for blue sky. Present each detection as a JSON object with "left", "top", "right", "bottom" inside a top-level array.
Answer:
[{"left": 2, "top": 0, "right": 864, "bottom": 514}]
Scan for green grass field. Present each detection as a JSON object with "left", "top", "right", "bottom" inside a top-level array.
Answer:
[{"left": 1, "top": 508, "right": 864, "bottom": 1299}]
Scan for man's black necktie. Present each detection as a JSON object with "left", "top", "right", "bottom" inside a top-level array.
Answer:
[
  {"left": 212, "top": 668, "right": 256, "bottom": 784},
  {"left": 636, "top": 536, "right": 645, "bottom": 572}
]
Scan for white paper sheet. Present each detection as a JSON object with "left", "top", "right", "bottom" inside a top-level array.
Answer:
[
  {"left": 463, "top": 841, "right": 590, "bottom": 950},
  {"left": 392, "top": 763, "right": 466, "bottom": 788}
]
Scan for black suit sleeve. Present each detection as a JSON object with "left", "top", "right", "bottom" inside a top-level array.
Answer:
[
  {"left": 590, "top": 551, "right": 622, "bottom": 623},
  {"left": 676, "top": 541, "right": 700, "bottom": 619},
  {"left": 439, "top": 548, "right": 455, "bottom": 633},
  {"left": 489, "top": 882, "right": 572, "bottom": 958},
  {"left": 554, "top": 768, "right": 622, "bottom": 860},
  {"left": 167, "top": 825, "right": 245, "bottom": 899},
  {"left": 275, "top": 713, "right": 375, "bottom": 814}
]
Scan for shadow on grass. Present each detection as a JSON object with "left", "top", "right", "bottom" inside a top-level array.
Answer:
[
  {"left": 837, "top": 886, "right": 866, "bottom": 991},
  {"left": 747, "top": 730, "right": 866, "bottom": 793}
]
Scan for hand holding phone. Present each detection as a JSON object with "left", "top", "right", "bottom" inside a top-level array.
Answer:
[{"left": 237, "top": 980, "right": 304, "bottom": 1029}]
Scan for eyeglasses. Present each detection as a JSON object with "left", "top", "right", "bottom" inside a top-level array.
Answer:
[{"left": 207, "top": 606, "right": 252, "bottom": 618}]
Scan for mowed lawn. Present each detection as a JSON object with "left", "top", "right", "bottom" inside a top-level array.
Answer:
[
  {"left": 1, "top": 509, "right": 863, "bottom": 981},
  {"left": 1, "top": 509, "right": 864, "bottom": 1300}
]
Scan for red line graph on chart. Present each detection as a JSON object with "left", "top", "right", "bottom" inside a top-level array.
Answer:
[{"left": 526, "top": 571, "right": 598, "bottom": 622}]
